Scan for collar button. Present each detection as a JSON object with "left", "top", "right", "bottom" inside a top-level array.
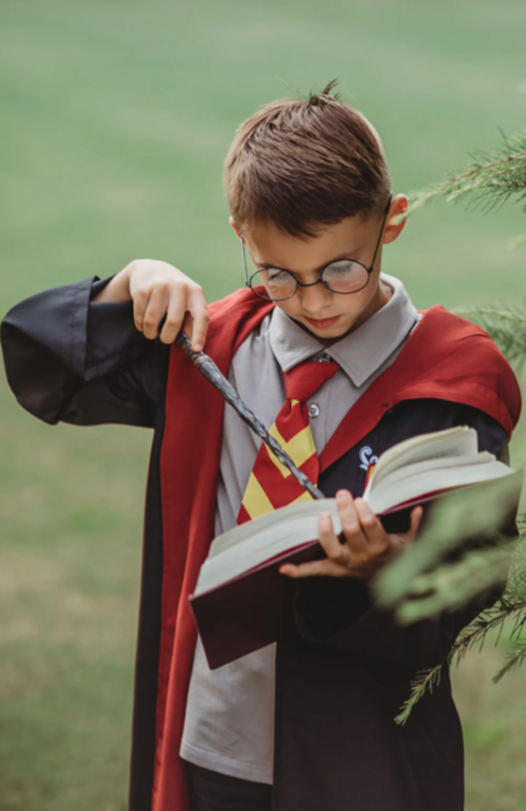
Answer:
[{"left": 308, "top": 403, "right": 320, "bottom": 418}]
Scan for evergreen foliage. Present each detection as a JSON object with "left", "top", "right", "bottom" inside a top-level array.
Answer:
[
  {"left": 376, "top": 126, "right": 526, "bottom": 721},
  {"left": 392, "top": 129, "right": 526, "bottom": 221}
]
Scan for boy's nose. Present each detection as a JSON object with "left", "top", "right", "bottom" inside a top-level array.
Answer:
[{"left": 298, "top": 280, "right": 333, "bottom": 313}]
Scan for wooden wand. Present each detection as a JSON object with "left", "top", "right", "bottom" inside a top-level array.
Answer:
[{"left": 175, "top": 332, "right": 324, "bottom": 500}]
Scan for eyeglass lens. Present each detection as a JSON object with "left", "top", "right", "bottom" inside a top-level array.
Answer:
[{"left": 250, "top": 260, "right": 370, "bottom": 301}]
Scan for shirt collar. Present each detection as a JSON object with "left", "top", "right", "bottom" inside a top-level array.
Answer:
[{"left": 268, "top": 272, "right": 419, "bottom": 387}]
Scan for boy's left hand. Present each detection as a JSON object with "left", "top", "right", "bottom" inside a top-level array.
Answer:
[{"left": 279, "top": 490, "right": 423, "bottom": 582}]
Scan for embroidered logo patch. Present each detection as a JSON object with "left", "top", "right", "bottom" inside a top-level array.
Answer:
[{"left": 359, "top": 445, "right": 379, "bottom": 472}]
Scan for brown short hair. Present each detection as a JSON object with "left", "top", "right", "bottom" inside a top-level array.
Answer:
[{"left": 223, "top": 80, "right": 392, "bottom": 240}]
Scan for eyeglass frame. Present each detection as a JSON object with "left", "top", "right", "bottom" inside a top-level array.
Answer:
[{"left": 240, "top": 190, "right": 393, "bottom": 301}]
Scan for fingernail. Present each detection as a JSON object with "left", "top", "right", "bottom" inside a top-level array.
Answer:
[
  {"left": 320, "top": 513, "right": 331, "bottom": 526},
  {"left": 193, "top": 343, "right": 202, "bottom": 352},
  {"left": 336, "top": 490, "right": 349, "bottom": 500}
]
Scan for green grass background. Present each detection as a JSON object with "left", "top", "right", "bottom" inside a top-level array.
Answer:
[{"left": 1, "top": 1, "right": 526, "bottom": 808}]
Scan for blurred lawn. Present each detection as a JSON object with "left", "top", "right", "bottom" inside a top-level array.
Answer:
[{"left": 1, "top": 0, "right": 526, "bottom": 808}]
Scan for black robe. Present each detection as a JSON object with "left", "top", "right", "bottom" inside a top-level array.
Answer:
[{"left": 1, "top": 274, "right": 518, "bottom": 811}]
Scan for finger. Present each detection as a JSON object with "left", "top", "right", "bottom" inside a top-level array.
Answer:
[
  {"left": 142, "top": 285, "right": 170, "bottom": 340},
  {"left": 335, "top": 490, "right": 369, "bottom": 554},
  {"left": 185, "top": 289, "right": 209, "bottom": 351},
  {"left": 354, "top": 498, "right": 388, "bottom": 550},
  {"left": 389, "top": 506, "right": 424, "bottom": 553},
  {"left": 407, "top": 505, "right": 424, "bottom": 541},
  {"left": 159, "top": 289, "right": 187, "bottom": 344},
  {"left": 317, "top": 513, "right": 351, "bottom": 567},
  {"left": 132, "top": 286, "right": 153, "bottom": 334}
]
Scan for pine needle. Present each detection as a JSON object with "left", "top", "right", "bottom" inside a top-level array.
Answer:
[
  {"left": 395, "top": 664, "right": 443, "bottom": 725},
  {"left": 493, "top": 642, "right": 526, "bottom": 683},
  {"left": 395, "top": 602, "right": 526, "bottom": 724}
]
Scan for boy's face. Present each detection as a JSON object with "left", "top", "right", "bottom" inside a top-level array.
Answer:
[{"left": 232, "top": 194, "right": 407, "bottom": 344}]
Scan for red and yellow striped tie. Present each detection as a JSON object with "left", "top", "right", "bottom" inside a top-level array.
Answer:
[{"left": 237, "top": 359, "right": 339, "bottom": 524}]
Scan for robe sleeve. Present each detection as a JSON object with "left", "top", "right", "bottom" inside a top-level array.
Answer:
[
  {"left": 0, "top": 275, "right": 170, "bottom": 428},
  {"left": 292, "top": 405, "right": 518, "bottom": 670}
]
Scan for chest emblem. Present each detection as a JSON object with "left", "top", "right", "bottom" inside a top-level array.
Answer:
[{"left": 359, "top": 445, "right": 379, "bottom": 472}]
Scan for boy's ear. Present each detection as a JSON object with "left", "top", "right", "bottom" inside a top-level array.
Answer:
[
  {"left": 229, "top": 215, "right": 242, "bottom": 240},
  {"left": 383, "top": 194, "right": 408, "bottom": 245}
]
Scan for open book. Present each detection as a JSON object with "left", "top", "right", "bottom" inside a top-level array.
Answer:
[{"left": 190, "top": 426, "right": 516, "bottom": 669}]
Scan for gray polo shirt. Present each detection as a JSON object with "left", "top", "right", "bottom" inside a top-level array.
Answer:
[{"left": 180, "top": 272, "right": 420, "bottom": 783}]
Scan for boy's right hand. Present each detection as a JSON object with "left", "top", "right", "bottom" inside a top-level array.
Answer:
[{"left": 96, "top": 259, "right": 210, "bottom": 351}]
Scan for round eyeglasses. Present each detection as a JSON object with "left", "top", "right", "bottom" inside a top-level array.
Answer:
[{"left": 241, "top": 192, "right": 393, "bottom": 302}]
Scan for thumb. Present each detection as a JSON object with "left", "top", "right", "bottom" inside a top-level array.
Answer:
[
  {"left": 392, "top": 505, "right": 424, "bottom": 552},
  {"left": 408, "top": 505, "right": 424, "bottom": 540}
]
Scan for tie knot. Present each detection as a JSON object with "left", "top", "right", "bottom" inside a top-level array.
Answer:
[{"left": 283, "top": 358, "right": 339, "bottom": 403}]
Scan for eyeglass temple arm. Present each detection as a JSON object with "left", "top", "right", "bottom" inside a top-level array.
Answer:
[
  {"left": 175, "top": 330, "right": 325, "bottom": 500},
  {"left": 240, "top": 234, "right": 251, "bottom": 287},
  {"left": 368, "top": 191, "right": 393, "bottom": 273}
]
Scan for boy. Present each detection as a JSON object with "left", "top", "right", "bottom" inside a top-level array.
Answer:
[{"left": 1, "top": 81, "right": 521, "bottom": 811}]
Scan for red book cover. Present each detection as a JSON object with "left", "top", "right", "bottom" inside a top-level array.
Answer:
[
  {"left": 189, "top": 473, "right": 521, "bottom": 670},
  {"left": 189, "top": 541, "right": 320, "bottom": 670},
  {"left": 188, "top": 510, "right": 414, "bottom": 670}
]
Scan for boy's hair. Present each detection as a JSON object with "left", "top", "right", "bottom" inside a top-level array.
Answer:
[{"left": 223, "top": 79, "right": 392, "bottom": 240}]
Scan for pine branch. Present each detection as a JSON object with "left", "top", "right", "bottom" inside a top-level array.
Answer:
[
  {"left": 390, "top": 526, "right": 526, "bottom": 722},
  {"left": 394, "top": 664, "right": 443, "bottom": 725},
  {"left": 449, "top": 599, "right": 524, "bottom": 665},
  {"left": 493, "top": 641, "right": 526, "bottom": 683},
  {"left": 391, "top": 129, "right": 526, "bottom": 224},
  {"left": 386, "top": 121, "right": 526, "bottom": 722},
  {"left": 374, "top": 475, "right": 522, "bottom": 612},
  {"left": 392, "top": 528, "right": 526, "bottom": 626},
  {"left": 394, "top": 544, "right": 514, "bottom": 625},
  {"left": 501, "top": 529, "right": 526, "bottom": 602},
  {"left": 394, "top": 598, "right": 526, "bottom": 724}
]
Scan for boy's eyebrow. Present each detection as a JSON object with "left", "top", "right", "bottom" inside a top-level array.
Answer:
[{"left": 255, "top": 249, "right": 364, "bottom": 274}]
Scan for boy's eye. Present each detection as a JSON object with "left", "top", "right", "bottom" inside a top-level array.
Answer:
[
  {"left": 324, "top": 259, "right": 358, "bottom": 275},
  {"left": 323, "top": 259, "right": 369, "bottom": 293},
  {"left": 266, "top": 268, "right": 292, "bottom": 284}
]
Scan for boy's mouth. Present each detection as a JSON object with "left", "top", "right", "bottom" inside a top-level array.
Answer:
[{"left": 304, "top": 315, "right": 341, "bottom": 329}]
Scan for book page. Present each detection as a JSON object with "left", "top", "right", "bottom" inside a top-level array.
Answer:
[
  {"left": 209, "top": 498, "right": 338, "bottom": 557},
  {"left": 195, "top": 499, "right": 342, "bottom": 594},
  {"left": 369, "top": 451, "right": 495, "bottom": 503},
  {"left": 366, "top": 459, "right": 512, "bottom": 516},
  {"left": 364, "top": 426, "right": 478, "bottom": 496}
]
